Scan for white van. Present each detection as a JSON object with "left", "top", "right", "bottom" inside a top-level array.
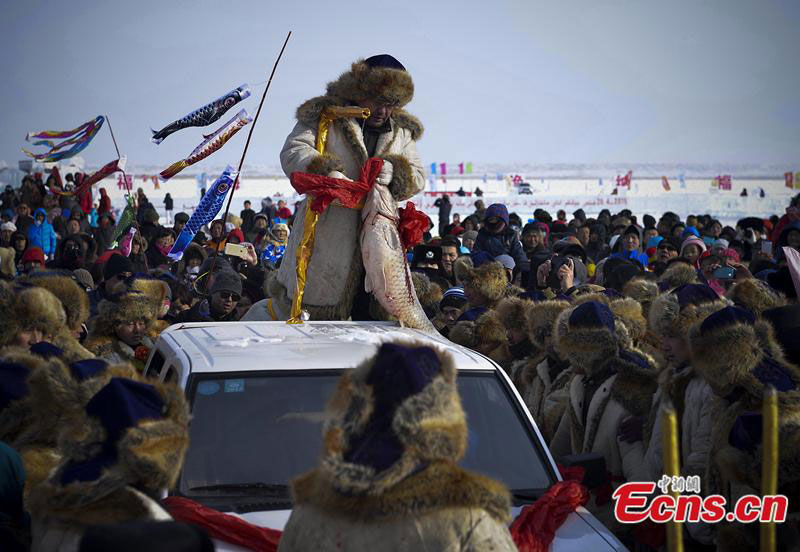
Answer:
[{"left": 145, "top": 321, "right": 626, "bottom": 551}]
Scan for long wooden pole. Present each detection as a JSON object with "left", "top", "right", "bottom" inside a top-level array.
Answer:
[
  {"left": 662, "top": 403, "right": 684, "bottom": 552},
  {"left": 761, "top": 386, "right": 778, "bottom": 552}
]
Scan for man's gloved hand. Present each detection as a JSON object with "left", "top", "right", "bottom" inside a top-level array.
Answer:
[
  {"left": 375, "top": 161, "right": 393, "bottom": 187},
  {"left": 327, "top": 171, "right": 350, "bottom": 180}
]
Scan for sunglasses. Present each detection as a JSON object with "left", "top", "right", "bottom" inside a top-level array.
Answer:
[{"left": 217, "top": 291, "right": 241, "bottom": 301}]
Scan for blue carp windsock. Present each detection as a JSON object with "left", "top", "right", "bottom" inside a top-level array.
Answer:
[
  {"left": 168, "top": 165, "right": 238, "bottom": 261},
  {"left": 151, "top": 84, "right": 250, "bottom": 145}
]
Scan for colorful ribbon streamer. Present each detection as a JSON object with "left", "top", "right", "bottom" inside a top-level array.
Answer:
[
  {"left": 110, "top": 195, "right": 137, "bottom": 248},
  {"left": 23, "top": 116, "right": 105, "bottom": 162}
]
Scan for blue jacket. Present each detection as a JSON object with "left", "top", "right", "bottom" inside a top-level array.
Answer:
[
  {"left": 473, "top": 227, "right": 527, "bottom": 267},
  {"left": 611, "top": 249, "right": 649, "bottom": 267},
  {"left": 27, "top": 208, "right": 57, "bottom": 257}
]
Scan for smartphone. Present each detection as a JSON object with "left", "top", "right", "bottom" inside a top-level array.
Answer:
[
  {"left": 713, "top": 266, "right": 736, "bottom": 280},
  {"left": 761, "top": 240, "right": 772, "bottom": 254},
  {"left": 224, "top": 243, "right": 249, "bottom": 259}
]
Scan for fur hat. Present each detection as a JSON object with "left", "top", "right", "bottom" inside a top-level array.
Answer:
[
  {"left": 314, "top": 341, "right": 465, "bottom": 495},
  {"left": 623, "top": 277, "right": 660, "bottom": 317},
  {"left": 0, "top": 349, "right": 47, "bottom": 445},
  {"left": 649, "top": 283, "right": 729, "bottom": 339},
  {"left": 449, "top": 310, "right": 510, "bottom": 366},
  {"left": 495, "top": 296, "right": 531, "bottom": 332},
  {"left": 24, "top": 272, "right": 91, "bottom": 332},
  {"left": 28, "top": 375, "right": 189, "bottom": 521},
  {"left": 122, "top": 275, "right": 170, "bottom": 308},
  {"left": 452, "top": 255, "right": 473, "bottom": 284},
  {"left": 657, "top": 261, "right": 699, "bottom": 291},
  {"left": 0, "top": 246, "right": 15, "bottom": 279},
  {"left": 0, "top": 282, "right": 67, "bottom": 347},
  {"left": 555, "top": 301, "right": 620, "bottom": 373},
  {"left": 411, "top": 271, "right": 443, "bottom": 319},
  {"left": 463, "top": 261, "right": 508, "bottom": 304},
  {"left": 726, "top": 278, "right": 787, "bottom": 316},
  {"left": 90, "top": 290, "right": 159, "bottom": 340},
  {"left": 326, "top": 57, "right": 414, "bottom": 107},
  {"left": 525, "top": 300, "right": 570, "bottom": 350},
  {"left": 689, "top": 306, "right": 800, "bottom": 399}
]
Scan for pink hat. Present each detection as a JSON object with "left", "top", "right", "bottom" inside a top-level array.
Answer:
[{"left": 680, "top": 235, "right": 707, "bottom": 257}]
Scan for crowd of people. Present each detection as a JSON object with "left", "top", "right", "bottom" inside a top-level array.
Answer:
[{"left": 1, "top": 159, "right": 800, "bottom": 550}]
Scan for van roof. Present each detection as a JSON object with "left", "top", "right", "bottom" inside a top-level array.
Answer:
[{"left": 160, "top": 321, "right": 495, "bottom": 374}]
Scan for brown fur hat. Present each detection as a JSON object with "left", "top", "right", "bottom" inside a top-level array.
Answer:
[
  {"left": 623, "top": 277, "right": 660, "bottom": 317},
  {"left": 28, "top": 374, "right": 189, "bottom": 521},
  {"left": 495, "top": 296, "right": 532, "bottom": 332},
  {"left": 411, "top": 271, "right": 443, "bottom": 318},
  {"left": 452, "top": 255, "right": 473, "bottom": 285},
  {"left": 314, "top": 340, "right": 466, "bottom": 496},
  {"left": 0, "top": 348, "right": 48, "bottom": 445},
  {"left": 658, "top": 261, "right": 699, "bottom": 290},
  {"left": 0, "top": 282, "right": 67, "bottom": 346},
  {"left": 448, "top": 310, "right": 511, "bottom": 367},
  {"left": 463, "top": 261, "right": 508, "bottom": 304},
  {"left": 689, "top": 306, "right": 800, "bottom": 398},
  {"left": 554, "top": 300, "right": 620, "bottom": 374},
  {"left": 89, "top": 290, "right": 159, "bottom": 341},
  {"left": 23, "top": 272, "right": 91, "bottom": 332},
  {"left": 326, "top": 58, "right": 414, "bottom": 107},
  {"left": 726, "top": 278, "right": 787, "bottom": 316},
  {"left": 525, "top": 300, "right": 571, "bottom": 350},
  {"left": 0, "top": 246, "right": 15, "bottom": 279},
  {"left": 567, "top": 292, "right": 645, "bottom": 349},
  {"left": 649, "top": 285, "right": 729, "bottom": 339}
]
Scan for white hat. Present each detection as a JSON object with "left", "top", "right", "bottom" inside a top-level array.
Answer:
[{"left": 1, "top": 222, "right": 16, "bottom": 232}]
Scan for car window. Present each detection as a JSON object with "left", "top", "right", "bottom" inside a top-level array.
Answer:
[
  {"left": 177, "top": 370, "right": 553, "bottom": 509},
  {"left": 144, "top": 350, "right": 165, "bottom": 379}
]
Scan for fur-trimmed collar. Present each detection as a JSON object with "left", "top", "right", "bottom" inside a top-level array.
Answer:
[
  {"left": 292, "top": 460, "right": 511, "bottom": 524},
  {"left": 296, "top": 96, "right": 423, "bottom": 141},
  {"left": 29, "top": 484, "right": 169, "bottom": 526}
]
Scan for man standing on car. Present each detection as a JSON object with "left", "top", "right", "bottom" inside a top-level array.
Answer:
[{"left": 270, "top": 54, "right": 426, "bottom": 321}]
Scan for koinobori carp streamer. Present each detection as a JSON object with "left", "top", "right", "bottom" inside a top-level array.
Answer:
[
  {"left": 151, "top": 84, "right": 250, "bottom": 144},
  {"left": 159, "top": 109, "right": 251, "bottom": 181},
  {"left": 23, "top": 116, "right": 105, "bottom": 162},
  {"left": 168, "top": 165, "right": 238, "bottom": 261}
]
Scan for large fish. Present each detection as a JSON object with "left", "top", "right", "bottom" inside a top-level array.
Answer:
[
  {"left": 151, "top": 84, "right": 250, "bottom": 144},
  {"left": 159, "top": 109, "right": 251, "bottom": 181},
  {"left": 360, "top": 182, "right": 438, "bottom": 334},
  {"left": 168, "top": 165, "right": 238, "bottom": 261}
]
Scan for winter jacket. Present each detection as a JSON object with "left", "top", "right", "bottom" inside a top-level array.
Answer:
[
  {"left": 549, "top": 351, "right": 657, "bottom": 528},
  {"left": 173, "top": 298, "right": 240, "bottom": 323},
  {"left": 523, "top": 357, "right": 573, "bottom": 442},
  {"left": 272, "top": 98, "right": 425, "bottom": 320},
  {"left": 98, "top": 188, "right": 111, "bottom": 215},
  {"left": 163, "top": 194, "right": 174, "bottom": 211},
  {"left": 31, "top": 486, "right": 171, "bottom": 552},
  {"left": 26, "top": 209, "right": 57, "bottom": 257},
  {"left": 473, "top": 227, "right": 527, "bottom": 267},
  {"left": 279, "top": 462, "right": 516, "bottom": 552}
]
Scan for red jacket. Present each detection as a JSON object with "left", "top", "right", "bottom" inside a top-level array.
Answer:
[{"left": 98, "top": 188, "right": 112, "bottom": 214}]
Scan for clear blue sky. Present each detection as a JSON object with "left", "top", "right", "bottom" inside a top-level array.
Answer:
[{"left": 2, "top": 0, "right": 798, "bottom": 171}]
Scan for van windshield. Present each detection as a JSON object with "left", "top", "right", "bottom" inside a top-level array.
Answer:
[{"left": 178, "top": 370, "right": 554, "bottom": 511}]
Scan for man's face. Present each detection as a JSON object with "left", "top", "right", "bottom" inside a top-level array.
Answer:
[
  {"left": 278, "top": 200, "right": 286, "bottom": 209},
  {"left": 452, "top": 214, "right": 460, "bottom": 224},
  {"left": 622, "top": 232, "right": 640, "bottom": 252},
  {"left": 507, "top": 327, "right": 527, "bottom": 346},
  {"left": 442, "top": 306, "right": 462, "bottom": 327},
  {"left": 244, "top": 202, "right": 251, "bottom": 209},
  {"left": 255, "top": 218, "right": 267, "bottom": 230},
  {"left": 363, "top": 100, "right": 395, "bottom": 128},
  {"left": 13, "top": 236, "right": 26, "bottom": 252},
  {"left": 657, "top": 244, "right": 678, "bottom": 262},
  {"left": 274, "top": 227, "right": 288, "bottom": 242},
  {"left": 210, "top": 290, "right": 239, "bottom": 316},
  {"left": 13, "top": 328, "right": 44, "bottom": 348},
  {"left": 115, "top": 319, "right": 147, "bottom": 348},
  {"left": 157, "top": 235, "right": 174, "bottom": 249},
  {"left": 462, "top": 236, "right": 475, "bottom": 250},
  {"left": 661, "top": 335, "right": 690, "bottom": 367},
  {"left": 211, "top": 223, "right": 223, "bottom": 239},
  {"left": 576, "top": 227, "right": 590, "bottom": 247},
  {"left": 0, "top": 229, "right": 11, "bottom": 243},
  {"left": 441, "top": 246, "right": 458, "bottom": 275},
  {"left": 485, "top": 217, "right": 506, "bottom": 235},
  {"left": 67, "top": 220, "right": 81, "bottom": 234},
  {"left": 18, "top": 206, "right": 29, "bottom": 217},
  {"left": 522, "top": 231, "right": 540, "bottom": 250}
]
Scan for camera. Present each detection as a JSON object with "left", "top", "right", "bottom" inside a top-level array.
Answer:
[{"left": 547, "top": 255, "right": 570, "bottom": 290}]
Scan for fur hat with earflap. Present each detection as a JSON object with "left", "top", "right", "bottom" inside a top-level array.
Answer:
[
  {"left": 554, "top": 300, "right": 620, "bottom": 374},
  {"left": 649, "top": 283, "right": 730, "bottom": 340},
  {"left": 462, "top": 261, "right": 508, "bottom": 308},
  {"left": 290, "top": 340, "right": 511, "bottom": 524},
  {"left": 0, "top": 281, "right": 68, "bottom": 348},
  {"left": 726, "top": 278, "right": 787, "bottom": 316},
  {"left": 28, "top": 374, "right": 190, "bottom": 526}
]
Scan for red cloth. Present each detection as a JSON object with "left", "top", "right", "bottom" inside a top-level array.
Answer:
[
  {"left": 163, "top": 496, "right": 281, "bottom": 552},
  {"left": 290, "top": 158, "right": 385, "bottom": 214},
  {"left": 98, "top": 188, "right": 112, "bottom": 214},
  {"left": 275, "top": 207, "right": 293, "bottom": 220},
  {"left": 510, "top": 480, "right": 589, "bottom": 552},
  {"left": 397, "top": 202, "right": 428, "bottom": 249},
  {"left": 227, "top": 228, "right": 245, "bottom": 243}
]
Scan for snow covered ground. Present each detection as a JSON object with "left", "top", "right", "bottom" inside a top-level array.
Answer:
[{"left": 94, "top": 172, "right": 794, "bottom": 229}]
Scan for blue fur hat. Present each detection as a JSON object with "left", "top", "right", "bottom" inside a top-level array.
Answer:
[
  {"left": 568, "top": 301, "right": 616, "bottom": 333},
  {"left": 0, "top": 362, "right": 29, "bottom": 411}
]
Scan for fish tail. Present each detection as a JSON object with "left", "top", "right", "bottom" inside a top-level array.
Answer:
[
  {"left": 159, "top": 160, "right": 187, "bottom": 181},
  {"left": 150, "top": 128, "right": 164, "bottom": 145}
]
